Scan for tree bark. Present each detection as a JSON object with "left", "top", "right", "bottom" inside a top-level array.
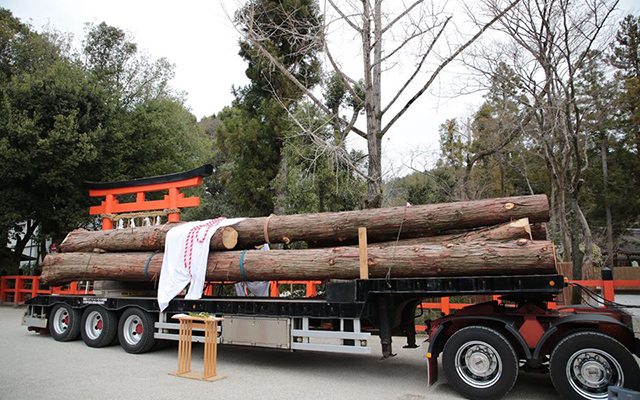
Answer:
[
  {"left": 601, "top": 133, "right": 614, "bottom": 267},
  {"left": 234, "top": 195, "right": 550, "bottom": 248},
  {"left": 59, "top": 223, "right": 238, "bottom": 253},
  {"left": 41, "top": 239, "right": 557, "bottom": 285},
  {"left": 530, "top": 223, "right": 548, "bottom": 240},
  {"left": 338, "top": 218, "right": 535, "bottom": 249}
]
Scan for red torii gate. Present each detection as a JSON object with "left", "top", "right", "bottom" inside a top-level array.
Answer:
[{"left": 85, "top": 165, "right": 213, "bottom": 230}]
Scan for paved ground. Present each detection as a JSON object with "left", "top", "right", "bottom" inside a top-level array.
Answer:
[{"left": 0, "top": 306, "right": 566, "bottom": 400}]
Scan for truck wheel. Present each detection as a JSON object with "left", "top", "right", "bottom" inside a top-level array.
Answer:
[
  {"left": 443, "top": 326, "right": 519, "bottom": 400},
  {"left": 80, "top": 305, "right": 118, "bottom": 348},
  {"left": 49, "top": 304, "right": 81, "bottom": 342},
  {"left": 118, "top": 308, "right": 157, "bottom": 354},
  {"left": 550, "top": 331, "right": 640, "bottom": 400}
]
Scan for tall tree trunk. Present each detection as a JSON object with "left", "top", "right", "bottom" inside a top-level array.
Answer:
[
  {"left": 601, "top": 133, "right": 614, "bottom": 267},
  {"left": 570, "top": 195, "right": 584, "bottom": 280},
  {"left": 362, "top": 0, "right": 383, "bottom": 208},
  {"left": 274, "top": 149, "right": 288, "bottom": 216}
]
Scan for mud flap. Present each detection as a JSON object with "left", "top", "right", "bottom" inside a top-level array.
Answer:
[{"left": 427, "top": 353, "right": 438, "bottom": 386}]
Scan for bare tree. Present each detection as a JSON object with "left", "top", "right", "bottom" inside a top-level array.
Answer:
[
  {"left": 234, "top": 0, "right": 519, "bottom": 208},
  {"left": 473, "top": 0, "right": 619, "bottom": 280}
]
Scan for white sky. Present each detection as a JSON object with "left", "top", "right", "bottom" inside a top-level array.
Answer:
[{"left": 2, "top": 0, "right": 639, "bottom": 178}]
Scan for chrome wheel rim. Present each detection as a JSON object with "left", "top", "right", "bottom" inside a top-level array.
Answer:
[
  {"left": 455, "top": 340, "right": 503, "bottom": 388},
  {"left": 122, "top": 315, "right": 143, "bottom": 346},
  {"left": 566, "top": 348, "right": 623, "bottom": 400},
  {"left": 84, "top": 311, "right": 103, "bottom": 340},
  {"left": 53, "top": 307, "right": 70, "bottom": 334}
]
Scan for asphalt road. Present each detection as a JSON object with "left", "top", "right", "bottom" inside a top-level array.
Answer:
[{"left": 0, "top": 306, "right": 566, "bottom": 400}]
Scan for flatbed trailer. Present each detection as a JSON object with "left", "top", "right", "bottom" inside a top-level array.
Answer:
[{"left": 22, "top": 273, "right": 640, "bottom": 400}]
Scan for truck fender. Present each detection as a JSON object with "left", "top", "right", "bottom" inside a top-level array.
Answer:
[
  {"left": 427, "top": 316, "right": 533, "bottom": 361},
  {"left": 532, "top": 313, "right": 628, "bottom": 360}
]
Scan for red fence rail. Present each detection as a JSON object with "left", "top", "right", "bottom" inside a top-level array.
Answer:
[
  {"left": 0, "top": 276, "right": 323, "bottom": 306},
  {"left": 0, "top": 276, "right": 93, "bottom": 306},
  {"left": 415, "top": 279, "right": 640, "bottom": 332}
]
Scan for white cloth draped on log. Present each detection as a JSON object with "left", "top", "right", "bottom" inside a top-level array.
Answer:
[{"left": 157, "top": 218, "right": 245, "bottom": 311}]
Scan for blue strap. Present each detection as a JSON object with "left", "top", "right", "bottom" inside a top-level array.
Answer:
[
  {"left": 239, "top": 250, "right": 249, "bottom": 281},
  {"left": 144, "top": 251, "right": 161, "bottom": 281}
]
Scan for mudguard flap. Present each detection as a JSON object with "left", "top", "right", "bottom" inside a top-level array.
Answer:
[{"left": 427, "top": 354, "right": 438, "bottom": 386}]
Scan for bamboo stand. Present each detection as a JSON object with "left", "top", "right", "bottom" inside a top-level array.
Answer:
[{"left": 169, "top": 315, "right": 226, "bottom": 382}]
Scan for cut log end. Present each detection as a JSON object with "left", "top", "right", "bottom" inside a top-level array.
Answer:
[{"left": 220, "top": 227, "right": 238, "bottom": 250}]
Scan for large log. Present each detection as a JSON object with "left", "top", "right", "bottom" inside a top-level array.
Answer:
[
  {"left": 365, "top": 218, "right": 534, "bottom": 249},
  {"left": 59, "top": 223, "right": 238, "bottom": 253},
  {"left": 59, "top": 213, "right": 536, "bottom": 254},
  {"left": 233, "top": 195, "right": 550, "bottom": 248},
  {"left": 41, "top": 239, "right": 557, "bottom": 285}
]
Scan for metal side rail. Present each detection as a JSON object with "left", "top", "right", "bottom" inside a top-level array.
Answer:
[{"left": 154, "top": 312, "right": 371, "bottom": 354}]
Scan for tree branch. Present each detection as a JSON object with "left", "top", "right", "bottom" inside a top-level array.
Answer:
[
  {"left": 381, "top": 0, "right": 424, "bottom": 34},
  {"left": 327, "top": 0, "right": 363, "bottom": 33},
  {"left": 382, "top": 0, "right": 521, "bottom": 136}
]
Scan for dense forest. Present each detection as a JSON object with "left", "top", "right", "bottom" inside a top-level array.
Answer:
[{"left": 1, "top": 1, "right": 639, "bottom": 279}]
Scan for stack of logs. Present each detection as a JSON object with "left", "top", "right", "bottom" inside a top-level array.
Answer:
[{"left": 41, "top": 195, "right": 557, "bottom": 286}]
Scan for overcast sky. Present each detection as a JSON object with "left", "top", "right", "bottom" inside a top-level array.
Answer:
[{"left": 2, "top": 0, "right": 639, "bottom": 178}]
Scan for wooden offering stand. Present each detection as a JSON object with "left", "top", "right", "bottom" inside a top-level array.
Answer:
[{"left": 169, "top": 315, "right": 226, "bottom": 382}]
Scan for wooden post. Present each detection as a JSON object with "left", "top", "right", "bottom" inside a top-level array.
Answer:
[
  {"left": 270, "top": 281, "right": 279, "bottom": 297},
  {"left": 168, "top": 187, "right": 180, "bottom": 222},
  {"left": 14, "top": 277, "right": 24, "bottom": 306},
  {"left": 305, "top": 282, "right": 317, "bottom": 297},
  {"left": 358, "top": 227, "right": 368, "bottom": 279},
  {"left": 441, "top": 297, "right": 451, "bottom": 315},
  {"left": 31, "top": 276, "right": 38, "bottom": 301},
  {"left": 103, "top": 194, "right": 114, "bottom": 230},
  {"left": 602, "top": 267, "right": 615, "bottom": 303},
  {"left": 0, "top": 277, "right": 6, "bottom": 304}
]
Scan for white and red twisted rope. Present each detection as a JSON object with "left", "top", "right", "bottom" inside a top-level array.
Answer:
[{"left": 183, "top": 217, "right": 226, "bottom": 277}]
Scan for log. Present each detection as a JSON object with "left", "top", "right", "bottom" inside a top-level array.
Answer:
[
  {"left": 233, "top": 195, "right": 550, "bottom": 248},
  {"left": 530, "top": 223, "right": 548, "bottom": 240},
  {"left": 41, "top": 240, "right": 557, "bottom": 285},
  {"left": 58, "top": 196, "right": 548, "bottom": 252},
  {"left": 59, "top": 223, "right": 238, "bottom": 253},
  {"left": 363, "top": 218, "right": 533, "bottom": 249}
]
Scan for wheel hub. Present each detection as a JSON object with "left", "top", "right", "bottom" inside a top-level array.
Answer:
[
  {"left": 455, "top": 340, "right": 503, "bottom": 389},
  {"left": 123, "top": 315, "right": 143, "bottom": 346},
  {"left": 466, "top": 347, "right": 497, "bottom": 377},
  {"left": 53, "top": 308, "right": 70, "bottom": 334},
  {"left": 85, "top": 311, "right": 104, "bottom": 340},
  {"left": 566, "top": 348, "right": 623, "bottom": 400},
  {"left": 573, "top": 354, "right": 612, "bottom": 389}
]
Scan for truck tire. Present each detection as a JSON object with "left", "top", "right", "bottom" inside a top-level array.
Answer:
[
  {"left": 118, "top": 308, "right": 157, "bottom": 354},
  {"left": 549, "top": 331, "right": 640, "bottom": 400},
  {"left": 80, "top": 305, "right": 118, "bottom": 348},
  {"left": 442, "top": 326, "right": 519, "bottom": 400},
  {"left": 49, "top": 304, "right": 81, "bottom": 342}
]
